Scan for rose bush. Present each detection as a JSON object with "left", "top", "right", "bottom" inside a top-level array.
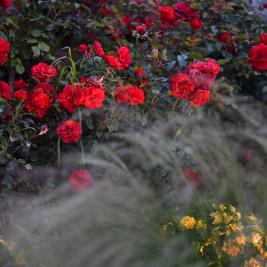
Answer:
[{"left": 0, "top": 0, "right": 266, "bottom": 193}]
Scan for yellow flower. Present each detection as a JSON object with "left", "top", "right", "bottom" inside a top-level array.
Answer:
[
  {"left": 244, "top": 258, "right": 262, "bottom": 267},
  {"left": 235, "top": 235, "right": 247, "bottom": 246},
  {"left": 179, "top": 216, "right": 196, "bottom": 229},
  {"left": 229, "top": 223, "right": 244, "bottom": 232},
  {"left": 222, "top": 241, "right": 241, "bottom": 256},
  {"left": 196, "top": 220, "right": 207, "bottom": 229}
]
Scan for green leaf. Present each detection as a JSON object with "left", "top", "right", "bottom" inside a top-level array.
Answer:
[
  {"left": 31, "top": 46, "right": 40, "bottom": 57},
  {"left": 39, "top": 42, "right": 50, "bottom": 52},
  {"left": 16, "top": 64, "right": 25, "bottom": 74}
]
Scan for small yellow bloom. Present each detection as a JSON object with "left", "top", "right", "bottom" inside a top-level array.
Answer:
[
  {"left": 210, "top": 211, "right": 223, "bottom": 224},
  {"left": 263, "top": 251, "right": 267, "bottom": 260},
  {"left": 229, "top": 223, "right": 244, "bottom": 232},
  {"left": 251, "top": 233, "right": 262, "bottom": 246},
  {"left": 235, "top": 235, "right": 247, "bottom": 246},
  {"left": 244, "top": 258, "right": 262, "bottom": 267},
  {"left": 222, "top": 241, "right": 241, "bottom": 256},
  {"left": 179, "top": 216, "right": 196, "bottom": 229}
]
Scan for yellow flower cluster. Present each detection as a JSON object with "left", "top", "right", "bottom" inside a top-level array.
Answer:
[{"left": 162, "top": 204, "right": 267, "bottom": 267}]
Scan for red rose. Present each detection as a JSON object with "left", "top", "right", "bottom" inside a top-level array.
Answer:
[
  {"left": 58, "top": 84, "right": 82, "bottom": 113},
  {"left": 190, "top": 17, "right": 202, "bottom": 29},
  {"left": 79, "top": 44, "right": 87, "bottom": 53},
  {"left": 104, "top": 55, "right": 123, "bottom": 70},
  {"left": 260, "top": 33, "right": 267, "bottom": 44},
  {"left": 159, "top": 6, "right": 176, "bottom": 25},
  {"left": 173, "top": 2, "right": 198, "bottom": 20},
  {"left": 0, "top": 0, "right": 11, "bottom": 9},
  {"left": 25, "top": 88, "right": 51, "bottom": 118},
  {"left": 249, "top": 43, "right": 267, "bottom": 71},
  {"left": 0, "top": 38, "right": 10, "bottom": 65},
  {"left": 14, "top": 89, "right": 28, "bottom": 101},
  {"left": 35, "top": 82, "right": 56, "bottom": 102},
  {"left": 136, "top": 24, "right": 147, "bottom": 35},
  {"left": 189, "top": 89, "right": 211, "bottom": 107},
  {"left": 0, "top": 81, "right": 11, "bottom": 101},
  {"left": 77, "top": 86, "right": 105, "bottom": 109},
  {"left": 183, "top": 169, "right": 200, "bottom": 184},
  {"left": 69, "top": 169, "right": 93, "bottom": 191},
  {"left": 31, "top": 63, "right": 57, "bottom": 82},
  {"left": 93, "top": 41, "right": 105, "bottom": 57},
  {"left": 14, "top": 80, "right": 29, "bottom": 90},
  {"left": 135, "top": 68, "right": 145, "bottom": 77},
  {"left": 115, "top": 87, "right": 145, "bottom": 106},
  {"left": 170, "top": 73, "right": 195, "bottom": 99},
  {"left": 186, "top": 58, "right": 220, "bottom": 88},
  {"left": 218, "top": 32, "right": 234, "bottom": 43},
  {"left": 117, "top": 46, "right": 131, "bottom": 68},
  {"left": 56, "top": 120, "right": 82, "bottom": 143}
]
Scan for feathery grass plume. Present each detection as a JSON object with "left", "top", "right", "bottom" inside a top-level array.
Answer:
[{"left": 2, "top": 96, "right": 267, "bottom": 267}]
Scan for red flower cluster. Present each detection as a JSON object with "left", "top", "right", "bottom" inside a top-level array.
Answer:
[
  {"left": 218, "top": 32, "right": 237, "bottom": 53},
  {"left": 249, "top": 43, "right": 267, "bottom": 71},
  {"left": 0, "top": 0, "right": 11, "bottom": 10},
  {"left": 69, "top": 169, "right": 93, "bottom": 191},
  {"left": 171, "top": 59, "right": 220, "bottom": 107},
  {"left": 115, "top": 87, "right": 145, "bottom": 106},
  {"left": 159, "top": 2, "right": 202, "bottom": 29},
  {"left": 56, "top": 120, "right": 82, "bottom": 143},
  {"left": 122, "top": 15, "right": 152, "bottom": 35},
  {"left": 35, "top": 82, "right": 56, "bottom": 103},
  {"left": 183, "top": 169, "right": 201, "bottom": 184},
  {"left": 31, "top": 63, "right": 57, "bottom": 82},
  {"left": 0, "top": 38, "right": 10, "bottom": 65},
  {"left": 0, "top": 81, "right": 11, "bottom": 102},
  {"left": 93, "top": 41, "right": 131, "bottom": 70},
  {"left": 59, "top": 84, "right": 105, "bottom": 113}
]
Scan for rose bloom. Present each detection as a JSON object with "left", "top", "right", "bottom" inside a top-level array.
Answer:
[
  {"left": 0, "top": 0, "right": 11, "bottom": 9},
  {"left": 35, "top": 82, "right": 56, "bottom": 102},
  {"left": 183, "top": 169, "right": 200, "bottom": 183},
  {"left": 117, "top": 46, "right": 131, "bottom": 68},
  {"left": 31, "top": 62, "right": 57, "bottom": 82},
  {"left": 77, "top": 86, "right": 105, "bottom": 109},
  {"left": 249, "top": 43, "right": 267, "bottom": 71},
  {"left": 0, "top": 81, "right": 11, "bottom": 101},
  {"left": 25, "top": 88, "right": 51, "bottom": 118},
  {"left": 93, "top": 40, "right": 105, "bottom": 57},
  {"left": 136, "top": 24, "right": 147, "bottom": 35},
  {"left": 69, "top": 169, "right": 93, "bottom": 191},
  {"left": 58, "top": 84, "right": 83, "bottom": 113},
  {"left": 218, "top": 32, "right": 234, "bottom": 43},
  {"left": 173, "top": 2, "right": 198, "bottom": 20},
  {"left": 135, "top": 68, "right": 145, "bottom": 77},
  {"left": 159, "top": 6, "right": 176, "bottom": 25},
  {"left": 14, "top": 80, "right": 29, "bottom": 90},
  {"left": 190, "top": 17, "right": 202, "bottom": 29},
  {"left": 260, "top": 33, "right": 267, "bottom": 44},
  {"left": 0, "top": 38, "right": 10, "bottom": 65},
  {"left": 189, "top": 89, "right": 211, "bottom": 107},
  {"left": 56, "top": 120, "right": 82, "bottom": 143},
  {"left": 186, "top": 58, "right": 220, "bottom": 88},
  {"left": 115, "top": 87, "right": 145, "bottom": 106},
  {"left": 79, "top": 44, "right": 87, "bottom": 53},
  {"left": 104, "top": 55, "right": 123, "bottom": 70},
  {"left": 14, "top": 89, "right": 28, "bottom": 101},
  {"left": 170, "top": 73, "right": 195, "bottom": 99}
]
